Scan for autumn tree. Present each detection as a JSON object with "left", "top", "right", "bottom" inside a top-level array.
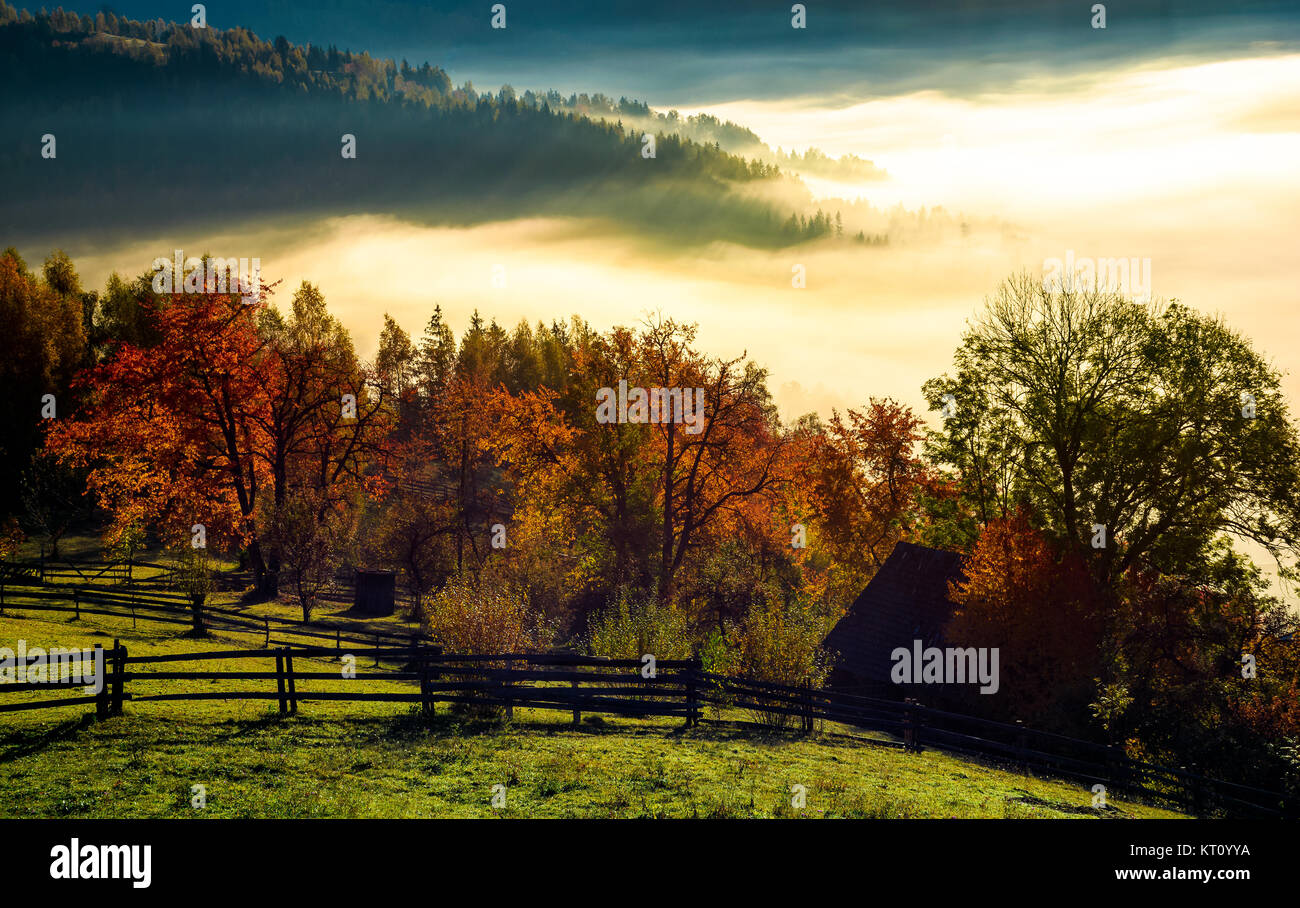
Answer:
[
  {"left": 802, "top": 398, "right": 934, "bottom": 604},
  {"left": 1101, "top": 547, "right": 1294, "bottom": 785},
  {"left": 251, "top": 283, "right": 390, "bottom": 594},
  {"left": 489, "top": 322, "right": 655, "bottom": 601},
  {"left": 375, "top": 312, "right": 418, "bottom": 427},
  {"left": 269, "top": 486, "right": 356, "bottom": 621},
  {"left": 0, "top": 250, "right": 86, "bottom": 515},
  {"left": 635, "top": 317, "right": 790, "bottom": 606},
  {"left": 368, "top": 433, "right": 463, "bottom": 611},
  {"left": 924, "top": 274, "right": 1300, "bottom": 588},
  {"left": 46, "top": 291, "right": 263, "bottom": 566},
  {"left": 491, "top": 317, "right": 792, "bottom": 618},
  {"left": 48, "top": 279, "right": 388, "bottom": 597}
]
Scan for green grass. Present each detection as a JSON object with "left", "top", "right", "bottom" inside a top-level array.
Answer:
[
  {"left": 0, "top": 605, "right": 1185, "bottom": 819},
  {"left": 9, "top": 531, "right": 428, "bottom": 643}
]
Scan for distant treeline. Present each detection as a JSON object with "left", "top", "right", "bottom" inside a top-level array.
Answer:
[
  {"left": 537, "top": 95, "right": 889, "bottom": 182},
  {"left": 0, "top": 3, "right": 848, "bottom": 248}
]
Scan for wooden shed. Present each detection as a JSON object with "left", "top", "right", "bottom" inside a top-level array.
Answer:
[
  {"left": 822, "top": 541, "right": 965, "bottom": 693},
  {"left": 353, "top": 569, "right": 397, "bottom": 616}
]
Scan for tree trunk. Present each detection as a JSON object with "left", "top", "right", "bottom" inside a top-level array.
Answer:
[
  {"left": 248, "top": 540, "right": 277, "bottom": 598},
  {"left": 660, "top": 429, "right": 675, "bottom": 606},
  {"left": 264, "top": 549, "right": 281, "bottom": 598}
]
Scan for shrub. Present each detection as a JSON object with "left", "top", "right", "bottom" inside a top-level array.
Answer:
[
  {"left": 419, "top": 572, "right": 549, "bottom": 655},
  {"left": 585, "top": 587, "right": 692, "bottom": 661},
  {"left": 731, "top": 592, "right": 834, "bottom": 729},
  {"left": 733, "top": 592, "right": 832, "bottom": 687},
  {"left": 418, "top": 572, "right": 554, "bottom": 718},
  {"left": 171, "top": 546, "right": 214, "bottom": 635}
]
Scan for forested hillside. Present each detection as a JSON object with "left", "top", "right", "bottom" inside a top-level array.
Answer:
[{"left": 0, "top": 3, "right": 846, "bottom": 247}]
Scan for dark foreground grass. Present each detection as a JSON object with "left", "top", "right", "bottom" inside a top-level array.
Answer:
[{"left": 0, "top": 607, "right": 1184, "bottom": 819}]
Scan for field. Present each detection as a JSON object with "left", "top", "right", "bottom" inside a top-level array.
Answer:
[{"left": 0, "top": 601, "right": 1185, "bottom": 819}]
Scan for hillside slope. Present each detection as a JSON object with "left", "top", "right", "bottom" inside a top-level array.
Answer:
[
  {"left": 0, "top": 608, "right": 1183, "bottom": 819},
  {"left": 0, "top": 4, "right": 826, "bottom": 249}
]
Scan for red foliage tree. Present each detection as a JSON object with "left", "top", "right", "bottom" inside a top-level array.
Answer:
[{"left": 946, "top": 512, "right": 1104, "bottom": 725}]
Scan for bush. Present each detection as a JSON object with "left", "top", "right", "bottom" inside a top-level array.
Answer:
[
  {"left": 733, "top": 593, "right": 832, "bottom": 687},
  {"left": 418, "top": 572, "right": 554, "bottom": 718},
  {"left": 585, "top": 588, "right": 692, "bottom": 661},
  {"left": 171, "top": 546, "right": 214, "bottom": 635},
  {"left": 731, "top": 593, "right": 833, "bottom": 729},
  {"left": 419, "top": 572, "right": 549, "bottom": 655}
]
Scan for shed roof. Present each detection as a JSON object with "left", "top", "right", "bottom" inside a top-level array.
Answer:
[{"left": 823, "top": 540, "right": 966, "bottom": 687}]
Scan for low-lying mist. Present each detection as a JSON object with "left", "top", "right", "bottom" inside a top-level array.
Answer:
[{"left": 65, "top": 189, "right": 1300, "bottom": 433}]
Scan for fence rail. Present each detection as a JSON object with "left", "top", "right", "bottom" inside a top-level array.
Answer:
[
  {"left": 0, "top": 578, "right": 430, "bottom": 650},
  {"left": 0, "top": 645, "right": 700, "bottom": 725},
  {"left": 0, "top": 637, "right": 1292, "bottom": 819},
  {"left": 0, "top": 556, "right": 177, "bottom": 586}
]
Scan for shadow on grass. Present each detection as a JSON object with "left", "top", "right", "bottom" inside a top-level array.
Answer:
[{"left": 0, "top": 713, "right": 96, "bottom": 763}]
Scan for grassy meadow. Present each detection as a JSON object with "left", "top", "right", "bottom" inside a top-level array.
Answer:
[{"left": 0, "top": 591, "right": 1184, "bottom": 819}]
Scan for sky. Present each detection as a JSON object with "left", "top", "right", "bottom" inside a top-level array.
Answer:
[{"left": 57, "top": 2, "right": 1300, "bottom": 103}]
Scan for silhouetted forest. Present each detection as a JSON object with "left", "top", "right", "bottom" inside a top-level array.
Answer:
[{"left": 0, "top": 3, "right": 848, "bottom": 247}]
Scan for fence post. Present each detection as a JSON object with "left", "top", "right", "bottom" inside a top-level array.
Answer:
[
  {"left": 427, "top": 648, "right": 439, "bottom": 716},
  {"left": 111, "top": 640, "right": 127, "bottom": 716},
  {"left": 264, "top": 619, "right": 270, "bottom": 647},
  {"left": 685, "top": 658, "right": 701, "bottom": 728},
  {"left": 373, "top": 635, "right": 381, "bottom": 668},
  {"left": 1015, "top": 719, "right": 1028, "bottom": 770},
  {"left": 800, "top": 678, "right": 812, "bottom": 734},
  {"left": 39, "top": 543, "right": 45, "bottom": 584},
  {"left": 504, "top": 657, "right": 514, "bottom": 721},
  {"left": 94, "top": 643, "right": 108, "bottom": 719},
  {"left": 285, "top": 649, "right": 298, "bottom": 714},
  {"left": 417, "top": 649, "right": 430, "bottom": 717},
  {"left": 275, "top": 651, "right": 287, "bottom": 715},
  {"left": 73, "top": 589, "right": 80, "bottom": 621},
  {"left": 571, "top": 679, "right": 581, "bottom": 726}
]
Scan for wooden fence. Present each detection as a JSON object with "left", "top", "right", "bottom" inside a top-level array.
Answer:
[
  {"left": 0, "top": 640, "right": 127, "bottom": 718},
  {"left": 0, "top": 645, "right": 700, "bottom": 724},
  {"left": 1, "top": 556, "right": 175, "bottom": 586},
  {"left": 0, "top": 641, "right": 1292, "bottom": 818},
  {"left": 0, "top": 579, "right": 430, "bottom": 651},
  {"left": 695, "top": 671, "right": 1296, "bottom": 819}
]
